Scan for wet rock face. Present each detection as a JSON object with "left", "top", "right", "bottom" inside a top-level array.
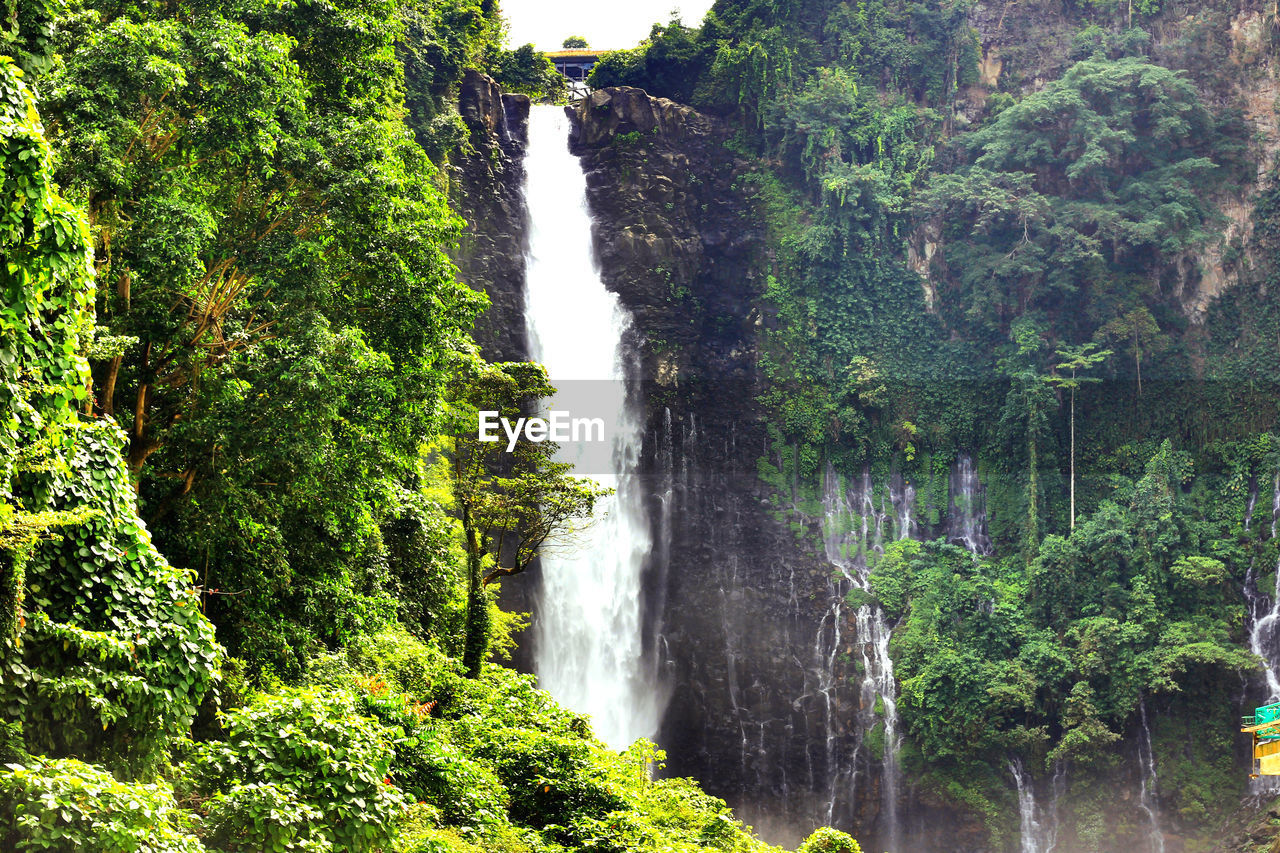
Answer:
[
  {"left": 451, "top": 70, "right": 531, "bottom": 363},
  {"left": 566, "top": 87, "right": 760, "bottom": 387},
  {"left": 566, "top": 87, "right": 915, "bottom": 849}
]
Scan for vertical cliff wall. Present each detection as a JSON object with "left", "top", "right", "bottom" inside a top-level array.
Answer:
[
  {"left": 450, "top": 70, "right": 532, "bottom": 364},
  {"left": 564, "top": 87, "right": 993, "bottom": 851},
  {"left": 451, "top": 36, "right": 1280, "bottom": 843}
]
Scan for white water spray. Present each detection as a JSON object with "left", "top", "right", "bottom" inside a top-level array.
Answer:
[
  {"left": 1248, "top": 474, "right": 1280, "bottom": 704},
  {"left": 1010, "top": 759, "right": 1046, "bottom": 853},
  {"left": 523, "top": 105, "right": 661, "bottom": 750}
]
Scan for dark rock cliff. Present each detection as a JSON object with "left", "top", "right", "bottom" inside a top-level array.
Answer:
[
  {"left": 450, "top": 69, "right": 531, "bottom": 364},
  {"left": 454, "top": 72, "right": 1247, "bottom": 850},
  {"left": 448, "top": 71, "right": 540, "bottom": 664}
]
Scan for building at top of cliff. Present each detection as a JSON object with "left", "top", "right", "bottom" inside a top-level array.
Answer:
[{"left": 547, "top": 49, "right": 599, "bottom": 97}]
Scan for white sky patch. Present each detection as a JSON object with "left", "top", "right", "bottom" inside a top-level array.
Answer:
[{"left": 502, "top": 0, "right": 717, "bottom": 52}]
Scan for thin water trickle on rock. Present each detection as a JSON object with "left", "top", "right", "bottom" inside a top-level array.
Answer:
[
  {"left": 821, "top": 464, "right": 904, "bottom": 850},
  {"left": 523, "top": 105, "right": 662, "bottom": 750},
  {"left": 1137, "top": 699, "right": 1165, "bottom": 853}
]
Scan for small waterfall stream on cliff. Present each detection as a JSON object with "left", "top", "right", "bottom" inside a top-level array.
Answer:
[
  {"left": 522, "top": 105, "right": 660, "bottom": 749},
  {"left": 820, "top": 465, "right": 907, "bottom": 849},
  {"left": 1137, "top": 699, "right": 1165, "bottom": 853},
  {"left": 1247, "top": 474, "right": 1280, "bottom": 702},
  {"left": 947, "top": 454, "right": 992, "bottom": 554},
  {"left": 1008, "top": 757, "right": 1065, "bottom": 853}
]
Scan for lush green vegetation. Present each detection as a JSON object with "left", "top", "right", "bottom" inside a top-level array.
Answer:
[
  {"left": 0, "top": 1, "right": 860, "bottom": 851},
  {"left": 6, "top": 0, "right": 1280, "bottom": 846}
]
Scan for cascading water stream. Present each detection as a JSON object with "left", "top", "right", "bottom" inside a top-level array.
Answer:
[
  {"left": 1010, "top": 759, "right": 1046, "bottom": 853},
  {"left": 523, "top": 105, "right": 661, "bottom": 750},
  {"left": 1136, "top": 699, "right": 1165, "bottom": 853},
  {"left": 821, "top": 465, "right": 904, "bottom": 850},
  {"left": 948, "top": 454, "right": 992, "bottom": 554},
  {"left": 1247, "top": 474, "right": 1280, "bottom": 704}
]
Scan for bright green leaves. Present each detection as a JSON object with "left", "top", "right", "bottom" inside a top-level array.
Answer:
[
  {"left": 0, "top": 57, "right": 93, "bottom": 469},
  {"left": 441, "top": 355, "right": 608, "bottom": 677},
  {"left": 0, "top": 758, "right": 205, "bottom": 852},
  {"left": 3, "top": 421, "right": 219, "bottom": 778},
  {"left": 0, "top": 58, "right": 219, "bottom": 775},
  {"left": 185, "top": 688, "right": 406, "bottom": 853},
  {"left": 0, "top": 0, "right": 66, "bottom": 78},
  {"left": 34, "top": 0, "right": 486, "bottom": 678}
]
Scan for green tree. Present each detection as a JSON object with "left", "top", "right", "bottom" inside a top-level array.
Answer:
[
  {"left": 442, "top": 357, "right": 606, "bottom": 677},
  {"left": 0, "top": 55, "right": 217, "bottom": 778},
  {"left": 998, "top": 317, "right": 1055, "bottom": 559},
  {"left": 41, "top": 0, "right": 485, "bottom": 675},
  {"left": 562, "top": 35, "right": 588, "bottom": 48},
  {"left": 1049, "top": 342, "right": 1111, "bottom": 529},
  {"left": 1094, "top": 306, "right": 1166, "bottom": 396},
  {"left": 917, "top": 56, "right": 1219, "bottom": 343}
]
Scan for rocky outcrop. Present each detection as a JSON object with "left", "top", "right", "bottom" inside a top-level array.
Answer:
[
  {"left": 448, "top": 72, "right": 538, "bottom": 666},
  {"left": 450, "top": 70, "right": 531, "bottom": 362},
  {"left": 1213, "top": 795, "right": 1280, "bottom": 852}
]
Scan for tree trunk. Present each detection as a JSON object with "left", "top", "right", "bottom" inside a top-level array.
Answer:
[
  {"left": 461, "top": 516, "right": 490, "bottom": 678},
  {"left": 101, "top": 355, "right": 122, "bottom": 417},
  {"left": 126, "top": 382, "right": 157, "bottom": 482},
  {"left": 1027, "top": 412, "right": 1039, "bottom": 562}
]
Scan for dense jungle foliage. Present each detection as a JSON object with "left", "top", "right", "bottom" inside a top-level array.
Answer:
[
  {"left": 6, "top": 0, "right": 1280, "bottom": 847},
  {"left": 593, "top": 0, "right": 1280, "bottom": 843},
  {"left": 0, "top": 0, "right": 861, "bottom": 851}
]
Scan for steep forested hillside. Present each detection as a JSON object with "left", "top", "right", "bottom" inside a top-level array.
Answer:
[{"left": 7, "top": 0, "right": 1280, "bottom": 850}]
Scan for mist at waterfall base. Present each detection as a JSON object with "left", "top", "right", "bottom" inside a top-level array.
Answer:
[{"left": 520, "top": 105, "right": 664, "bottom": 751}]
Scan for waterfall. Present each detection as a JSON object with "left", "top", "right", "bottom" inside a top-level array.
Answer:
[
  {"left": 1246, "top": 473, "right": 1280, "bottom": 795},
  {"left": 522, "top": 105, "right": 661, "bottom": 750},
  {"left": 1010, "top": 758, "right": 1052, "bottom": 853},
  {"left": 821, "top": 464, "right": 904, "bottom": 849},
  {"left": 948, "top": 453, "right": 992, "bottom": 555},
  {"left": 1136, "top": 699, "right": 1165, "bottom": 853}
]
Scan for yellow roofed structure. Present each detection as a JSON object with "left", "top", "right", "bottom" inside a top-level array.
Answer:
[{"left": 1242, "top": 702, "right": 1280, "bottom": 777}]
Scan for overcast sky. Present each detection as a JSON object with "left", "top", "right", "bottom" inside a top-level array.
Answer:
[{"left": 503, "top": 0, "right": 717, "bottom": 52}]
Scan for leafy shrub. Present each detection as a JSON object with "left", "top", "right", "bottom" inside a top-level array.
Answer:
[
  {"left": 201, "top": 782, "right": 330, "bottom": 852},
  {"left": 396, "top": 734, "right": 509, "bottom": 828},
  {"left": 798, "top": 827, "right": 862, "bottom": 853},
  {"left": 465, "top": 724, "right": 626, "bottom": 834},
  {"left": 0, "top": 758, "right": 203, "bottom": 852},
  {"left": 344, "top": 625, "right": 464, "bottom": 702},
  {"left": 5, "top": 417, "right": 221, "bottom": 779},
  {"left": 392, "top": 803, "right": 535, "bottom": 853},
  {"left": 185, "top": 689, "right": 405, "bottom": 853}
]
